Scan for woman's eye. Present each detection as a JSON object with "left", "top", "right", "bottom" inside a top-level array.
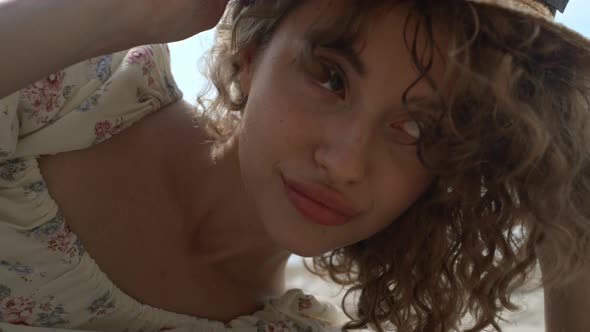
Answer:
[
  {"left": 307, "top": 59, "right": 346, "bottom": 97},
  {"left": 390, "top": 120, "right": 421, "bottom": 145},
  {"left": 318, "top": 65, "right": 345, "bottom": 95}
]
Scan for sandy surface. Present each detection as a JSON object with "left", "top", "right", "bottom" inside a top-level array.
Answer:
[{"left": 286, "top": 259, "right": 545, "bottom": 331}]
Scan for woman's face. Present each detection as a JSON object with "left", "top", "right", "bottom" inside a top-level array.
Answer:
[{"left": 237, "top": 0, "right": 444, "bottom": 257}]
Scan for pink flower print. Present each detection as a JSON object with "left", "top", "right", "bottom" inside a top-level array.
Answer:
[
  {"left": 298, "top": 296, "right": 313, "bottom": 311},
  {"left": 93, "top": 118, "right": 125, "bottom": 144},
  {"left": 127, "top": 46, "right": 157, "bottom": 87},
  {"left": 0, "top": 291, "right": 68, "bottom": 327},
  {"left": 27, "top": 71, "right": 64, "bottom": 93},
  {"left": 22, "top": 71, "right": 65, "bottom": 124},
  {"left": 255, "top": 320, "right": 297, "bottom": 332},
  {"left": 94, "top": 120, "right": 112, "bottom": 139},
  {"left": 127, "top": 47, "right": 155, "bottom": 67},
  {"left": 44, "top": 72, "right": 65, "bottom": 91},
  {"left": 26, "top": 214, "right": 85, "bottom": 264},
  {"left": 2, "top": 296, "right": 35, "bottom": 325},
  {"left": 24, "top": 86, "right": 59, "bottom": 109},
  {"left": 45, "top": 224, "right": 73, "bottom": 253}
]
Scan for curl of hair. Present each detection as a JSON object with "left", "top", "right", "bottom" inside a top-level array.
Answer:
[
  {"left": 198, "top": 1, "right": 590, "bottom": 331},
  {"left": 197, "top": 0, "right": 301, "bottom": 140}
]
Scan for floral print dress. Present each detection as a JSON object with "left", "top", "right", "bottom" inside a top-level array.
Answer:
[{"left": 0, "top": 45, "right": 345, "bottom": 332}]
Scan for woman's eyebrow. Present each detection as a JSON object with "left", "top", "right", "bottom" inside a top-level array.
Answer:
[{"left": 319, "top": 38, "right": 367, "bottom": 77}]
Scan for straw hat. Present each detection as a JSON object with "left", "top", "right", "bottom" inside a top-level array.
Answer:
[{"left": 465, "top": 0, "right": 590, "bottom": 52}]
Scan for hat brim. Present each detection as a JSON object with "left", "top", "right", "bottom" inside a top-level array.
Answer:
[{"left": 467, "top": 0, "right": 590, "bottom": 54}]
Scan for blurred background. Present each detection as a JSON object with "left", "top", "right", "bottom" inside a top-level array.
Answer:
[{"left": 167, "top": 2, "right": 590, "bottom": 331}]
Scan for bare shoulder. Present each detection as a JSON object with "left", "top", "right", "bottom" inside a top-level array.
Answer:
[
  {"left": 128, "top": 100, "right": 215, "bottom": 154},
  {"left": 139, "top": 100, "right": 202, "bottom": 136}
]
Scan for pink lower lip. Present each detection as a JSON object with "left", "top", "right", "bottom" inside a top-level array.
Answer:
[{"left": 284, "top": 182, "right": 351, "bottom": 226}]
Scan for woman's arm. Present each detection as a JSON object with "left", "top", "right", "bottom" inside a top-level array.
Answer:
[
  {"left": 0, "top": 0, "right": 136, "bottom": 98},
  {"left": 0, "top": 0, "right": 228, "bottom": 98}
]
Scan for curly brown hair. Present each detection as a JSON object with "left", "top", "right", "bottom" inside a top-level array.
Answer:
[{"left": 197, "top": 0, "right": 590, "bottom": 331}]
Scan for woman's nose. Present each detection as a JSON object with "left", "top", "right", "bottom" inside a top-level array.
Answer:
[{"left": 313, "top": 122, "right": 371, "bottom": 186}]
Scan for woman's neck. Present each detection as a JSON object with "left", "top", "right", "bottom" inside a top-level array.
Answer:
[{"left": 158, "top": 102, "right": 292, "bottom": 296}]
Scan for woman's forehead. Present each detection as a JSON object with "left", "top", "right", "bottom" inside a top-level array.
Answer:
[
  {"left": 279, "top": 0, "right": 448, "bottom": 96},
  {"left": 282, "top": 0, "right": 447, "bottom": 60},
  {"left": 285, "top": 0, "right": 399, "bottom": 38}
]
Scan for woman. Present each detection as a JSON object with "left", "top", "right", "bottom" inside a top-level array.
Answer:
[{"left": 0, "top": 0, "right": 589, "bottom": 331}]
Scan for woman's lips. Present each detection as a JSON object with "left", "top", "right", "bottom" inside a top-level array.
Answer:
[{"left": 283, "top": 176, "right": 359, "bottom": 226}]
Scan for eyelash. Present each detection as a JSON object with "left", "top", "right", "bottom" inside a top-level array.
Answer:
[
  {"left": 313, "top": 60, "right": 347, "bottom": 98},
  {"left": 307, "top": 57, "right": 421, "bottom": 144}
]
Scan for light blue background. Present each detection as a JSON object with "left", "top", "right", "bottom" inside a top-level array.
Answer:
[{"left": 168, "top": 1, "right": 590, "bottom": 102}]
